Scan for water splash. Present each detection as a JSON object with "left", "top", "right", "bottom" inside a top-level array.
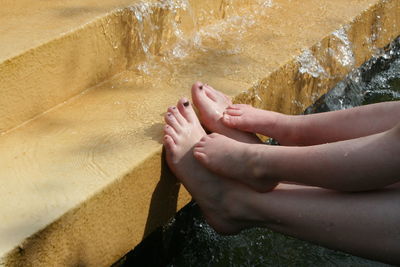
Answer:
[
  {"left": 366, "top": 14, "right": 383, "bottom": 55},
  {"left": 122, "top": 202, "right": 385, "bottom": 266},
  {"left": 125, "top": 0, "right": 274, "bottom": 76},
  {"left": 331, "top": 26, "right": 355, "bottom": 67},
  {"left": 297, "top": 49, "right": 327, "bottom": 78},
  {"left": 128, "top": 0, "right": 191, "bottom": 58},
  {"left": 259, "top": 0, "right": 273, "bottom": 8},
  {"left": 305, "top": 36, "right": 400, "bottom": 113}
]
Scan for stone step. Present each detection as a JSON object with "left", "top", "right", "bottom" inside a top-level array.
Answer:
[
  {"left": 1, "top": 0, "right": 399, "bottom": 266},
  {"left": 0, "top": 0, "right": 241, "bottom": 133}
]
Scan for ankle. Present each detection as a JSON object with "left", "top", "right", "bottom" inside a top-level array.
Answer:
[
  {"left": 223, "top": 189, "right": 258, "bottom": 224},
  {"left": 245, "top": 144, "right": 274, "bottom": 181},
  {"left": 204, "top": 189, "right": 253, "bottom": 234},
  {"left": 274, "top": 114, "right": 302, "bottom": 145}
]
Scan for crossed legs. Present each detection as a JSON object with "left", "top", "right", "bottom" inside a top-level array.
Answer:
[{"left": 162, "top": 82, "right": 400, "bottom": 264}]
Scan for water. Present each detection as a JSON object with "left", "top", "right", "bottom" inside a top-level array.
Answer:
[
  {"left": 122, "top": 0, "right": 276, "bottom": 80},
  {"left": 116, "top": 202, "right": 388, "bottom": 267},
  {"left": 109, "top": 0, "right": 399, "bottom": 265},
  {"left": 305, "top": 36, "right": 400, "bottom": 113},
  {"left": 113, "top": 36, "right": 400, "bottom": 267}
]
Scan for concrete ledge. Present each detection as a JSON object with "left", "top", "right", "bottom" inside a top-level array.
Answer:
[
  {"left": 0, "top": 0, "right": 249, "bottom": 133},
  {"left": 0, "top": 0, "right": 136, "bottom": 133},
  {"left": 1, "top": 0, "right": 399, "bottom": 266}
]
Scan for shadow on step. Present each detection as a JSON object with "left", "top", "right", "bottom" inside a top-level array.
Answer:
[{"left": 143, "top": 148, "right": 181, "bottom": 238}]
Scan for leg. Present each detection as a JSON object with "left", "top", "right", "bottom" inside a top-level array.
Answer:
[
  {"left": 194, "top": 124, "right": 400, "bottom": 192},
  {"left": 248, "top": 183, "right": 400, "bottom": 265},
  {"left": 194, "top": 133, "right": 278, "bottom": 192},
  {"left": 163, "top": 99, "right": 400, "bottom": 264},
  {"left": 223, "top": 100, "right": 400, "bottom": 146},
  {"left": 163, "top": 97, "right": 257, "bottom": 234},
  {"left": 222, "top": 103, "right": 292, "bottom": 143}
]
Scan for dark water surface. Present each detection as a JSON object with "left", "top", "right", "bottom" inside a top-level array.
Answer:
[{"left": 114, "top": 37, "right": 399, "bottom": 267}]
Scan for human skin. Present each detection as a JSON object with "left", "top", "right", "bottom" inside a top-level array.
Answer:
[
  {"left": 246, "top": 182, "right": 400, "bottom": 265},
  {"left": 190, "top": 81, "right": 277, "bottom": 192},
  {"left": 222, "top": 101, "right": 400, "bottom": 146},
  {"left": 191, "top": 81, "right": 261, "bottom": 144},
  {"left": 162, "top": 98, "right": 254, "bottom": 234},
  {"left": 162, "top": 97, "right": 400, "bottom": 265},
  {"left": 194, "top": 123, "right": 400, "bottom": 192},
  {"left": 191, "top": 83, "right": 400, "bottom": 191}
]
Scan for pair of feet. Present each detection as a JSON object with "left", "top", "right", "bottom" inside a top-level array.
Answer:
[{"left": 163, "top": 82, "right": 277, "bottom": 234}]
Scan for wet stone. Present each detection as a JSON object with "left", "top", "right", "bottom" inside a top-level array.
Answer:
[{"left": 113, "top": 37, "right": 400, "bottom": 267}]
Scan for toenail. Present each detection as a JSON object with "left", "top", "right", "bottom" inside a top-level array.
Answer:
[
  {"left": 183, "top": 101, "right": 189, "bottom": 107},
  {"left": 167, "top": 112, "right": 172, "bottom": 116},
  {"left": 199, "top": 85, "right": 203, "bottom": 90},
  {"left": 172, "top": 107, "right": 176, "bottom": 109}
]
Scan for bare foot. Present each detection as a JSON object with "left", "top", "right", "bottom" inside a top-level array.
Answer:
[
  {"left": 223, "top": 104, "right": 293, "bottom": 145},
  {"left": 191, "top": 82, "right": 261, "bottom": 144},
  {"left": 194, "top": 133, "right": 278, "bottom": 193},
  {"left": 163, "top": 98, "right": 258, "bottom": 234}
]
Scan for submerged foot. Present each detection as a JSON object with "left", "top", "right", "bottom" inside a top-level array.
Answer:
[
  {"left": 194, "top": 133, "right": 278, "bottom": 193},
  {"left": 163, "top": 98, "right": 256, "bottom": 234},
  {"left": 191, "top": 82, "right": 261, "bottom": 144}
]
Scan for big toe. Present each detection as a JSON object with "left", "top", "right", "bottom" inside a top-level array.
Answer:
[
  {"left": 191, "top": 81, "right": 216, "bottom": 108},
  {"left": 177, "top": 97, "right": 197, "bottom": 123},
  {"left": 191, "top": 81, "right": 204, "bottom": 91}
]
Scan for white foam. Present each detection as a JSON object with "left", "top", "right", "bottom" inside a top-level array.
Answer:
[
  {"left": 332, "top": 27, "right": 355, "bottom": 67},
  {"left": 297, "top": 49, "right": 327, "bottom": 78}
]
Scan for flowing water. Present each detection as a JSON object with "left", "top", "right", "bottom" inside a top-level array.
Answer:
[
  {"left": 108, "top": 1, "right": 400, "bottom": 265},
  {"left": 113, "top": 36, "right": 400, "bottom": 267},
  {"left": 305, "top": 37, "right": 400, "bottom": 114}
]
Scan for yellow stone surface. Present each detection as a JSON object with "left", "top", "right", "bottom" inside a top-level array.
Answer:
[{"left": 0, "top": 0, "right": 399, "bottom": 266}]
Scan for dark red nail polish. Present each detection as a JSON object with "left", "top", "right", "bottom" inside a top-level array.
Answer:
[
  {"left": 199, "top": 85, "right": 203, "bottom": 90},
  {"left": 183, "top": 101, "right": 189, "bottom": 107}
]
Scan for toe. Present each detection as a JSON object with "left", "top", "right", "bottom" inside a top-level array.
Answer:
[
  {"left": 193, "top": 150, "right": 208, "bottom": 165},
  {"left": 164, "top": 125, "right": 179, "bottom": 144},
  {"left": 177, "top": 98, "right": 197, "bottom": 123},
  {"left": 208, "top": 132, "right": 221, "bottom": 139},
  {"left": 192, "top": 81, "right": 216, "bottom": 107},
  {"left": 163, "top": 135, "right": 176, "bottom": 152},
  {"left": 206, "top": 84, "right": 231, "bottom": 104},
  {"left": 193, "top": 143, "right": 205, "bottom": 153},
  {"left": 228, "top": 104, "right": 247, "bottom": 109},
  {"left": 203, "top": 84, "right": 218, "bottom": 102},
  {"left": 199, "top": 134, "right": 213, "bottom": 143},
  {"left": 225, "top": 107, "right": 243, "bottom": 116},
  {"left": 164, "top": 112, "right": 181, "bottom": 132},
  {"left": 222, "top": 113, "right": 239, "bottom": 128},
  {"left": 192, "top": 81, "right": 204, "bottom": 91},
  {"left": 167, "top": 106, "right": 186, "bottom": 125}
]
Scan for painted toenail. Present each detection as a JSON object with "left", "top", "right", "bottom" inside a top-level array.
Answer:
[
  {"left": 183, "top": 101, "right": 189, "bottom": 107},
  {"left": 199, "top": 85, "right": 203, "bottom": 90},
  {"left": 172, "top": 107, "right": 176, "bottom": 109},
  {"left": 167, "top": 112, "right": 172, "bottom": 116}
]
